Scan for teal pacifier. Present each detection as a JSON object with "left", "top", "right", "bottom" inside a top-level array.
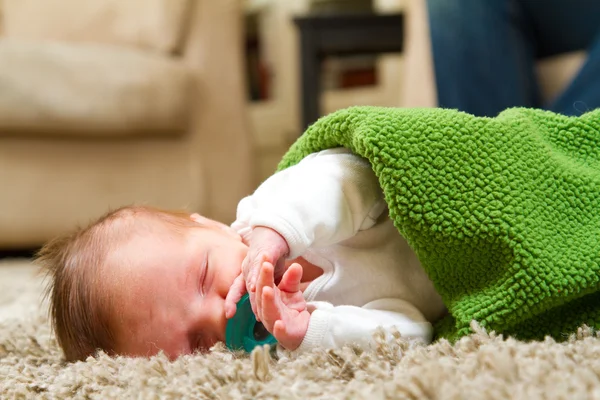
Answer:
[{"left": 225, "top": 294, "right": 277, "bottom": 352}]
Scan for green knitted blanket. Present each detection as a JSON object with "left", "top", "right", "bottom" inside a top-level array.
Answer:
[{"left": 278, "top": 106, "right": 600, "bottom": 342}]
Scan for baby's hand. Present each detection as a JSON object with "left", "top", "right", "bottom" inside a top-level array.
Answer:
[
  {"left": 255, "top": 261, "right": 309, "bottom": 350},
  {"left": 225, "top": 226, "right": 289, "bottom": 319}
]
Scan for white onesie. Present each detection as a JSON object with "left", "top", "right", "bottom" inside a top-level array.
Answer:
[{"left": 232, "top": 148, "right": 446, "bottom": 353}]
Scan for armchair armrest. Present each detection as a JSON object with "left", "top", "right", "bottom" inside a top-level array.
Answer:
[{"left": 181, "top": 0, "right": 255, "bottom": 223}]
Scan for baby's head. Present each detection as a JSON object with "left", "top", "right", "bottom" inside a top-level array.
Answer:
[{"left": 37, "top": 205, "right": 246, "bottom": 361}]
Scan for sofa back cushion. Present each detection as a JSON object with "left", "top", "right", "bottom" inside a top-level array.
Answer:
[
  {"left": 0, "top": 39, "right": 193, "bottom": 137},
  {"left": 1, "top": 0, "right": 191, "bottom": 54}
]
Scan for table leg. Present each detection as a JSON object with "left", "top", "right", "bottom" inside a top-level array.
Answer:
[{"left": 298, "top": 29, "right": 322, "bottom": 131}]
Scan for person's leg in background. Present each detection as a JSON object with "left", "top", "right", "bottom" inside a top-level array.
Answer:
[
  {"left": 522, "top": 0, "right": 600, "bottom": 115},
  {"left": 551, "top": 34, "right": 600, "bottom": 115},
  {"left": 426, "top": 0, "right": 540, "bottom": 117}
]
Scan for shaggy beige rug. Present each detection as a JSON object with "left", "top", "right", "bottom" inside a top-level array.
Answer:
[{"left": 1, "top": 258, "right": 599, "bottom": 399}]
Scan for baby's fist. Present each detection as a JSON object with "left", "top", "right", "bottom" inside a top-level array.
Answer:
[
  {"left": 226, "top": 227, "right": 289, "bottom": 319},
  {"left": 243, "top": 227, "right": 289, "bottom": 310}
]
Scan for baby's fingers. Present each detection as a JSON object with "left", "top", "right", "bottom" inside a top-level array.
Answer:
[
  {"left": 260, "top": 285, "right": 281, "bottom": 333},
  {"left": 247, "top": 258, "right": 261, "bottom": 292},
  {"left": 246, "top": 255, "right": 269, "bottom": 294},
  {"left": 256, "top": 261, "right": 275, "bottom": 321},
  {"left": 225, "top": 274, "right": 246, "bottom": 319},
  {"left": 278, "top": 262, "right": 303, "bottom": 293},
  {"left": 241, "top": 256, "right": 256, "bottom": 292}
]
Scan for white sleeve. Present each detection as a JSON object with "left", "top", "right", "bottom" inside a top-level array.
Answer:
[
  {"left": 291, "top": 299, "right": 433, "bottom": 354},
  {"left": 232, "top": 148, "right": 386, "bottom": 258}
]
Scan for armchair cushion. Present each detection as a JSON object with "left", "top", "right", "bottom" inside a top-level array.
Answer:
[
  {"left": 0, "top": 39, "right": 193, "bottom": 138},
  {"left": 1, "top": 0, "right": 191, "bottom": 54}
]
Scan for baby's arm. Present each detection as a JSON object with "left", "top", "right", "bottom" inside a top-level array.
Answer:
[
  {"left": 294, "top": 300, "right": 433, "bottom": 353},
  {"left": 228, "top": 149, "right": 386, "bottom": 317},
  {"left": 238, "top": 148, "right": 386, "bottom": 259},
  {"left": 255, "top": 261, "right": 432, "bottom": 352}
]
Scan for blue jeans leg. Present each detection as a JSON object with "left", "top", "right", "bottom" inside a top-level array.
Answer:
[
  {"left": 426, "top": 0, "right": 600, "bottom": 116},
  {"left": 426, "top": 0, "right": 539, "bottom": 117},
  {"left": 520, "top": 0, "right": 600, "bottom": 58}
]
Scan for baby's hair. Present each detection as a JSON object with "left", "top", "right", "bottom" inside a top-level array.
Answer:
[{"left": 36, "top": 205, "right": 198, "bottom": 362}]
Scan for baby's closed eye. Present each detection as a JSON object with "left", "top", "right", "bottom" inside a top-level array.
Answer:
[{"left": 197, "top": 259, "right": 209, "bottom": 296}]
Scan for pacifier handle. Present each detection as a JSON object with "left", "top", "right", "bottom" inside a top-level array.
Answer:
[{"left": 225, "top": 294, "right": 277, "bottom": 352}]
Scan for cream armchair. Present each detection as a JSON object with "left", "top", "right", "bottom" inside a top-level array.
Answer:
[{"left": 0, "top": 0, "right": 254, "bottom": 249}]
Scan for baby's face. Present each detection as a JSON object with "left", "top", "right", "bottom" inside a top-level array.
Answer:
[{"left": 107, "top": 217, "right": 246, "bottom": 359}]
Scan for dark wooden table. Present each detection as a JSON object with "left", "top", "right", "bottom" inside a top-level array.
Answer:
[{"left": 293, "top": 12, "right": 404, "bottom": 131}]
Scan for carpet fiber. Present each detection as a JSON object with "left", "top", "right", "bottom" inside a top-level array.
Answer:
[{"left": 1, "top": 258, "right": 599, "bottom": 399}]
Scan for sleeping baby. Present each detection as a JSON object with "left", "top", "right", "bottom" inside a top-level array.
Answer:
[{"left": 38, "top": 148, "right": 447, "bottom": 361}]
